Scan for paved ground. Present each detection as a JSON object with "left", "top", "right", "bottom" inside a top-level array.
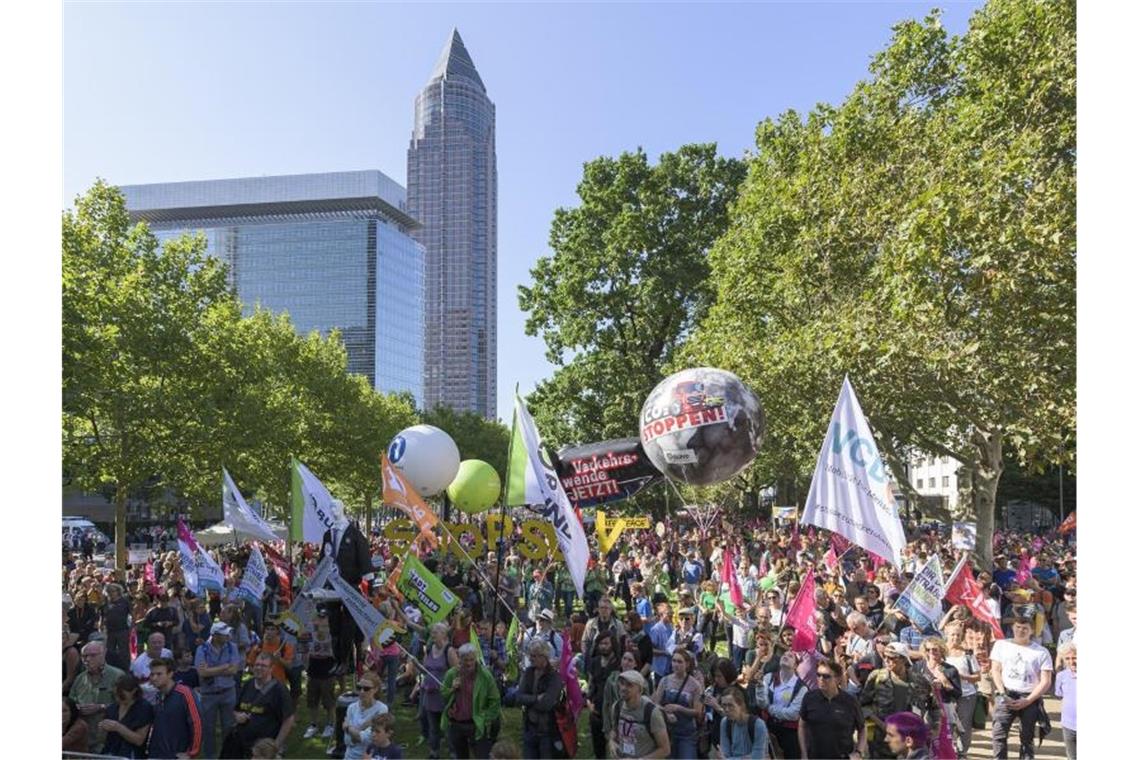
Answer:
[{"left": 966, "top": 695, "right": 1068, "bottom": 759}]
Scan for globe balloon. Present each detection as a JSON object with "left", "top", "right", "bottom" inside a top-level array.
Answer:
[{"left": 387, "top": 425, "right": 461, "bottom": 497}]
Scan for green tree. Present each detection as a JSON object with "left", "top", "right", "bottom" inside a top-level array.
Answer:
[
  {"left": 63, "top": 181, "right": 236, "bottom": 567},
  {"left": 682, "top": 0, "right": 1075, "bottom": 567},
  {"left": 519, "top": 144, "right": 747, "bottom": 448},
  {"left": 422, "top": 405, "right": 511, "bottom": 483}
]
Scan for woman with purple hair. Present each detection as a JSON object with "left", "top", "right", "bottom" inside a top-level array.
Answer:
[{"left": 884, "top": 711, "right": 931, "bottom": 759}]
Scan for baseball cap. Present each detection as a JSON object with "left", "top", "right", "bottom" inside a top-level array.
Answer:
[
  {"left": 884, "top": 642, "right": 909, "bottom": 659},
  {"left": 210, "top": 622, "right": 233, "bottom": 637},
  {"left": 618, "top": 670, "right": 647, "bottom": 690}
]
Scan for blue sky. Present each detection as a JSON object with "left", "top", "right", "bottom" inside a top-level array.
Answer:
[{"left": 64, "top": 1, "right": 982, "bottom": 421}]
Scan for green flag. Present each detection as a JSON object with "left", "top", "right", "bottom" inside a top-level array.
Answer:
[
  {"left": 470, "top": 624, "right": 485, "bottom": 665},
  {"left": 396, "top": 553, "right": 459, "bottom": 625},
  {"left": 505, "top": 614, "right": 519, "bottom": 682},
  {"left": 505, "top": 403, "right": 530, "bottom": 506},
  {"left": 289, "top": 457, "right": 304, "bottom": 543}
]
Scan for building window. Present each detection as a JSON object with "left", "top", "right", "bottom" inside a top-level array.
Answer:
[{"left": 942, "top": 476, "right": 949, "bottom": 488}]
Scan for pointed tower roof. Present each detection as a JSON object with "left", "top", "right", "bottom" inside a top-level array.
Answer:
[{"left": 428, "top": 28, "right": 485, "bottom": 91}]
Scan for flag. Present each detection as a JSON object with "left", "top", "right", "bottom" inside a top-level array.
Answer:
[
  {"left": 505, "top": 391, "right": 589, "bottom": 598},
  {"left": 470, "top": 625, "right": 485, "bottom": 665},
  {"left": 895, "top": 554, "right": 946, "bottom": 632},
  {"left": 786, "top": 570, "right": 817, "bottom": 652},
  {"left": 176, "top": 519, "right": 200, "bottom": 594},
  {"left": 329, "top": 571, "right": 401, "bottom": 650},
  {"left": 380, "top": 455, "right": 440, "bottom": 549},
  {"left": 1014, "top": 554, "right": 1032, "bottom": 586},
  {"left": 830, "top": 533, "right": 851, "bottom": 555},
  {"left": 261, "top": 543, "right": 293, "bottom": 605},
  {"left": 239, "top": 546, "right": 267, "bottom": 608},
  {"left": 223, "top": 469, "right": 280, "bottom": 543},
  {"left": 1059, "top": 512, "right": 1076, "bottom": 534},
  {"left": 721, "top": 547, "right": 743, "bottom": 607},
  {"left": 194, "top": 544, "right": 225, "bottom": 593},
  {"left": 560, "top": 626, "right": 585, "bottom": 719},
  {"left": 800, "top": 377, "right": 907, "bottom": 567},
  {"left": 396, "top": 553, "right": 459, "bottom": 625},
  {"left": 291, "top": 458, "right": 337, "bottom": 544},
  {"left": 933, "top": 690, "right": 956, "bottom": 759},
  {"left": 505, "top": 614, "right": 520, "bottom": 682},
  {"left": 944, "top": 558, "right": 1003, "bottom": 639},
  {"left": 143, "top": 560, "right": 158, "bottom": 594},
  {"left": 824, "top": 547, "right": 839, "bottom": 571},
  {"left": 129, "top": 627, "right": 138, "bottom": 660}
]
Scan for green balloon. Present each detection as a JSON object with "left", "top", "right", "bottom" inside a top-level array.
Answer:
[{"left": 447, "top": 459, "right": 501, "bottom": 514}]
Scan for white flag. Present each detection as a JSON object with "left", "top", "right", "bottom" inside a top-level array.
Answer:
[
  {"left": 291, "top": 459, "right": 336, "bottom": 544},
  {"left": 800, "top": 377, "right": 907, "bottom": 567},
  {"left": 176, "top": 519, "right": 200, "bottom": 595},
  {"left": 239, "top": 545, "right": 267, "bottom": 608},
  {"left": 223, "top": 468, "right": 280, "bottom": 544},
  {"left": 194, "top": 546, "right": 225, "bottom": 592},
  {"left": 895, "top": 553, "right": 946, "bottom": 632},
  {"left": 328, "top": 570, "right": 399, "bottom": 647},
  {"left": 509, "top": 391, "right": 589, "bottom": 598}
]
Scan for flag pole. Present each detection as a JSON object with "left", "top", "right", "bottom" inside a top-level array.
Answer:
[{"left": 490, "top": 387, "right": 519, "bottom": 662}]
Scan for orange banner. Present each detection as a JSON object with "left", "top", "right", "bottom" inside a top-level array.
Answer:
[{"left": 380, "top": 454, "right": 440, "bottom": 549}]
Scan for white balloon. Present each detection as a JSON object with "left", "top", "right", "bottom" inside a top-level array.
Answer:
[{"left": 387, "top": 425, "right": 461, "bottom": 497}]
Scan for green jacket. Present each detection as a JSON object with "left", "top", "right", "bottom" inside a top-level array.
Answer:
[{"left": 439, "top": 664, "right": 502, "bottom": 740}]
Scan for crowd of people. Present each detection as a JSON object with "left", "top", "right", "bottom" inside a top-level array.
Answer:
[{"left": 62, "top": 513, "right": 1076, "bottom": 760}]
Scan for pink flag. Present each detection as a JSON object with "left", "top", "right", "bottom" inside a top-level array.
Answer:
[
  {"left": 933, "top": 689, "right": 957, "bottom": 759},
  {"left": 560, "top": 627, "right": 584, "bottom": 718},
  {"left": 824, "top": 547, "right": 839, "bottom": 571},
  {"left": 786, "top": 570, "right": 817, "bottom": 652},
  {"left": 945, "top": 562, "right": 1003, "bottom": 639},
  {"left": 722, "top": 547, "right": 744, "bottom": 607},
  {"left": 830, "top": 533, "right": 851, "bottom": 555},
  {"left": 128, "top": 627, "right": 138, "bottom": 660},
  {"left": 758, "top": 553, "right": 769, "bottom": 578},
  {"left": 143, "top": 560, "right": 159, "bottom": 594},
  {"left": 807, "top": 526, "right": 817, "bottom": 542},
  {"left": 1015, "top": 554, "right": 1032, "bottom": 585},
  {"left": 790, "top": 521, "right": 802, "bottom": 552},
  {"left": 868, "top": 550, "right": 886, "bottom": 572}
]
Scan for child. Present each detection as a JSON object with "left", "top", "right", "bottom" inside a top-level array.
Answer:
[
  {"left": 363, "top": 713, "right": 402, "bottom": 759},
  {"left": 173, "top": 648, "right": 200, "bottom": 689}
]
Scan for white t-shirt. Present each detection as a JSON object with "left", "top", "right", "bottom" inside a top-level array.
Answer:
[
  {"left": 945, "top": 652, "right": 979, "bottom": 697},
  {"left": 990, "top": 639, "right": 1053, "bottom": 694}
]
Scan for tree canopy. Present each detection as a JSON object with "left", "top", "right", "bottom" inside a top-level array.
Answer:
[
  {"left": 519, "top": 144, "right": 747, "bottom": 449},
  {"left": 680, "top": 0, "right": 1075, "bottom": 565}
]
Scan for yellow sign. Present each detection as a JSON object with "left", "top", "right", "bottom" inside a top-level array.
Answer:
[
  {"left": 595, "top": 511, "right": 651, "bottom": 554},
  {"left": 382, "top": 516, "right": 564, "bottom": 562}
]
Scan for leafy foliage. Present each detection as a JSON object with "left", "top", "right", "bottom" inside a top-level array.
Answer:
[
  {"left": 681, "top": 0, "right": 1075, "bottom": 565},
  {"left": 519, "top": 144, "right": 747, "bottom": 448}
]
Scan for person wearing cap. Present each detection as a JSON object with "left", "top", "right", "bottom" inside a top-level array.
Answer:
[
  {"left": 609, "top": 669, "right": 669, "bottom": 759},
  {"left": 989, "top": 614, "right": 1053, "bottom": 760},
  {"left": 860, "top": 642, "right": 941, "bottom": 759},
  {"left": 196, "top": 621, "right": 242, "bottom": 758},
  {"left": 517, "top": 639, "right": 565, "bottom": 759},
  {"left": 521, "top": 608, "right": 563, "bottom": 673}
]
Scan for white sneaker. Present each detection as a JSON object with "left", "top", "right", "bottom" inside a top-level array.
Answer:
[
  {"left": 321, "top": 725, "right": 335, "bottom": 739},
  {"left": 303, "top": 724, "right": 319, "bottom": 739}
]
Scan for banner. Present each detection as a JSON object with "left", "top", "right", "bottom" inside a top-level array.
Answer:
[
  {"left": 786, "top": 569, "right": 817, "bottom": 652},
  {"left": 721, "top": 547, "right": 743, "bottom": 607},
  {"left": 895, "top": 554, "right": 945, "bottom": 632},
  {"left": 944, "top": 558, "right": 1003, "bottom": 639},
  {"left": 291, "top": 458, "right": 337, "bottom": 544},
  {"left": 223, "top": 469, "right": 281, "bottom": 544},
  {"left": 506, "top": 391, "right": 589, "bottom": 598},
  {"left": 380, "top": 455, "right": 440, "bottom": 549},
  {"left": 261, "top": 543, "right": 292, "bottom": 605},
  {"left": 559, "top": 626, "right": 585, "bottom": 726},
  {"left": 396, "top": 553, "right": 459, "bottom": 625},
  {"left": 951, "top": 522, "right": 977, "bottom": 550},
  {"left": 595, "top": 511, "right": 651, "bottom": 554},
  {"left": 772, "top": 506, "right": 798, "bottom": 521},
  {"left": 800, "top": 377, "right": 907, "bottom": 567},
  {"left": 194, "top": 544, "right": 225, "bottom": 592},
  {"left": 238, "top": 545, "right": 267, "bottom": 608},
  {"left": 329, "top": 570, "right": 401, "bottom": 649},
  {"left": 554, "top": 438, "right": 662, "bottom": 509},
  {"left": 176, "top": 519, "right": 200, "bottom": 594}
]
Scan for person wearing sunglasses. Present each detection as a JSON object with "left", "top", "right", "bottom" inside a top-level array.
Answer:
[
  {"left": 798, "top": 659, "right": 866, "bottom": 759},
  {"left": 342, "top": 672, "right": 388, "bottom": 760}
]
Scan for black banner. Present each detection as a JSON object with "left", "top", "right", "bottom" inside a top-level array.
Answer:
[{"left": 554, "top": 437, "right": 663, "bottom": 509}]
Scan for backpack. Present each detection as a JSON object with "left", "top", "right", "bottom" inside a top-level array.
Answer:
[
  {"left": 764, "top": 676, "right": 806, "bottom": 729},
  {"left": 612, "top": 699, "right": 660, "bottom": 739}
]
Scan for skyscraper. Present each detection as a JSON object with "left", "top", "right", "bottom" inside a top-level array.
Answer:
[
  {"left": 407, "top": 29, "right": 498, "bottom": 418},
  {"left": 120, "top": 171, "right": 425, "bottom": 405}
]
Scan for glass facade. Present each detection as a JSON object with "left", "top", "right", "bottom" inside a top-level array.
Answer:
[
  {"left": 408, "top": 29, "right": 498, "bottom": 418},
  {"left": 123, "top": 171, "right": 425, "bottom": 405}
]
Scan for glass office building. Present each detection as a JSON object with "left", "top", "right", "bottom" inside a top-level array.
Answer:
[
  {"left": 408, "top": 28, "right": 498, "bottom": 418},
  {"left": 120, "top": 171, "right": 425, "bottom": 404}
]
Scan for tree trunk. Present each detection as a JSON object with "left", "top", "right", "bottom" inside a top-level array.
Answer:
[
  {"left": 971, "top": 427, "right": 1004, "bottom": 570},
  {"left": 115, "top": 482, "right": 128, "bottom": 571},
  {"left": 364, "top": 491, "right": 373, "bottom": 537}
]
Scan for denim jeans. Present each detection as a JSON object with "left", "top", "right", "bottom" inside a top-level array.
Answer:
[
  {"left": 1062, "top": 728, "right": 1076, "bottom": 760},
  {"left": 378, "top": 653, "right": 400, "bottom": 706},
  {"left": 199, "top": 688, "right": 236, "bottom": 759},
  {"left": 523, "top": 728, "right": 557, "bottom": 760}
]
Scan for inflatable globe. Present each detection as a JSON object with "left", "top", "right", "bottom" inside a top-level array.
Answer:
[
  {"left": 447, "top": 459, "right": 502, "bottom": 514},
  {"left": 387, "top": 425, "right": 461, "bottom": 497},
  {"left": 639, "top": 368, "right": 765, "bottom": 486}
]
